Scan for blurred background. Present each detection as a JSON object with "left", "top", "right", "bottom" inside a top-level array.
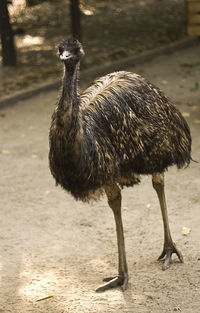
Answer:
[{"left": 0, "top": 0, "right": 192, "bottom": 99}]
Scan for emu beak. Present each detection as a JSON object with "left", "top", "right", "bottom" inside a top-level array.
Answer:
[{"left": 60, "top": 50, "right": 72, "bottom": 60}]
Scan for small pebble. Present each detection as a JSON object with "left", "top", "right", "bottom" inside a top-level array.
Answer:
[{"left": 174, "top": 306, "right": 181, "bottom": 311}]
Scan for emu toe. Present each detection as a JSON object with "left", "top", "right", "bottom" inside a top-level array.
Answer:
[
  {"left": 96, "top": 275, "right": 128, "bottom": 292},
  {"left": 158, "top": 242, "right": 183, "bottom": 270}
]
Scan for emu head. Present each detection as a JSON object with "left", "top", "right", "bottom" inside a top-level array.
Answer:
[{"left": 57, "top": 38, "right": 84, "bottom": 65}]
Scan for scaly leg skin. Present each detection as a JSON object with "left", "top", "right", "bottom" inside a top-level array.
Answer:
[
  {"left": 96, "top": 184, "right": 128, "bottom": 292},
  {"left": 152, "top": 173, "right": 183, "bottom": 271},
  {"left": 158, "top": 241, "right": 183, "bottom": 271}
]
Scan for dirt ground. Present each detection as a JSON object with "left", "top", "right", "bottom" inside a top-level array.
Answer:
[{"left": 0, "top": 43, "right": 200, "bottom": 313}]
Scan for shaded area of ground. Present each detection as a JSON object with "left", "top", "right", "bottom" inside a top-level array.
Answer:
[
  {"left": 0, "top": 42, "right": 200, "bottom": 312},
  {"left": 0, "top": 0, "right": 187, "bottom": 97}
]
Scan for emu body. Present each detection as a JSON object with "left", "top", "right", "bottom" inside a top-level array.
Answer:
[{"left": 49, "top": 38, "right": 191, "bottom": 292}]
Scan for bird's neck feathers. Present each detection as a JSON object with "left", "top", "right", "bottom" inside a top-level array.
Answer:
[
  {"left": 61, "top": 62, "right": 80, "bottom": 103},
  {"left": 57, "top": 62, "right": 81, "bottom": 125},
  {"left": 56, "top": 61, "right": 83, "bottom": 157}
]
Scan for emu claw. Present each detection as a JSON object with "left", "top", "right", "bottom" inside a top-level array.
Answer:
[
  {"left": 96, "top": 275, "right": 128, "bottom": 292},
  {"left": 158, "top": 242, "right": 183, "bottom": 270}
]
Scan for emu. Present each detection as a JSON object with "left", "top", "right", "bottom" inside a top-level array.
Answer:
[{"left": 49, "top": 38, "right": 191, "bottom": 292}]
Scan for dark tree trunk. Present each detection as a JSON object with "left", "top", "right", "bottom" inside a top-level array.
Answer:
[
  {"left": 0, "top": 0, "right": 17, "bottom": 66},
  {"left": 70, "top": 0, "right": 82, "bottom": 41},
  {"left": 26, "top": 0, "right": 43, "bottom": 6}
]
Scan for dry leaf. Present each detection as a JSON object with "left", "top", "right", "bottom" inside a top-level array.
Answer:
[
  {"left": 182, "top": 112, "right": 190, "bottom": 117},
  {"left": 181, "top": 227, "right": 191, "bottom": 236},
  {"left": 0, "top": 149, "right": 10, "bottom": 154},
  {"left": 36, "top": 295, "right": 54, "bottom": 302}
]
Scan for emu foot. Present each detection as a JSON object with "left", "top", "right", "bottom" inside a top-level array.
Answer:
[
  {"left": 158, "top": 242, "right": 183, "bottom": 270},
  {"left": 96, "top": 275, "right": 128, "bottom": 292}
]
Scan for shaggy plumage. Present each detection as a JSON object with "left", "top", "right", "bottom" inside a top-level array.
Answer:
[
  {"left": 50, "top": 70, "right": 191, "bottom": 201},
  {"left": 49, "top": 38, "right": 191, "bottom": 292}
]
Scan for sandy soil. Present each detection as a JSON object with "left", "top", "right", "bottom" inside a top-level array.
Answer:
[{"left": 0, "top": 43, "right": 200, "bottom": 313}]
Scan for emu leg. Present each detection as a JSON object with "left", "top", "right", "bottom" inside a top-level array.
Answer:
[
  {"left": 152, "top": 173, "right": 183, "bottom": 270},
  {"left": 96, "top": 184, "right": 128, "bottom": 292}
]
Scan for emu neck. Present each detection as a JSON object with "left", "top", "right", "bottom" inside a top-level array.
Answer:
[
  {"left": 57, "top": 62, "right": 83, "bottom": 157},
  {"left": 57, "top": 61, "right": 81, "bottom": 131},
  {"left": 61, "top": 62, "right": 79, "bottom": 107}
]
